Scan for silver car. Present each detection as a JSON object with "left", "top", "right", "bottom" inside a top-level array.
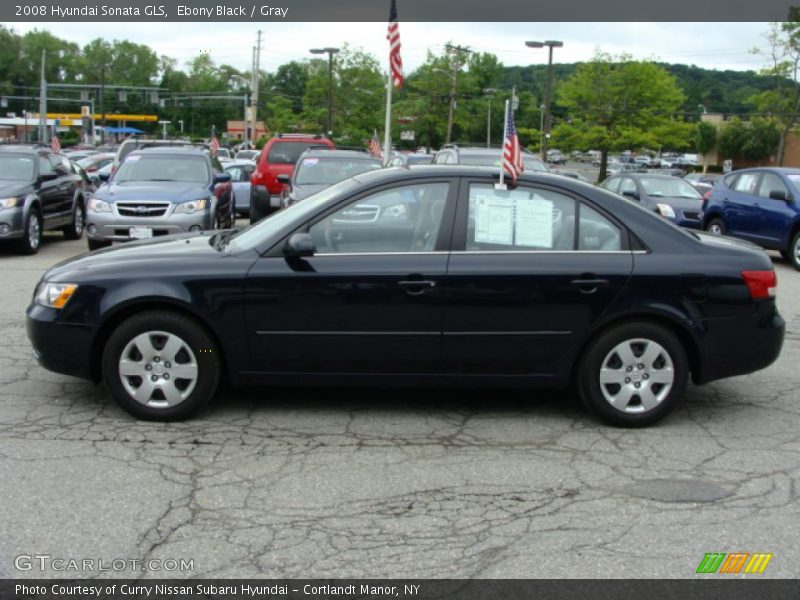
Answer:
[{"left": 224, "top": 161, "right": 256, "bottom": 218}]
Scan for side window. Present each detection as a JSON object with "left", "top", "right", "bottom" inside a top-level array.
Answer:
[
  {"left": 733, "top": 173, "right": 759, "bottom": 195},
  {"left": 602, "top": 177, "right": 620, "bottom": 194},
  {"left": 618, "top": 178, "right": 637, "bottom": 198},
  {"left": 309, "top": 182, "right": 450, "bottom": 254},
  {"left": 757, "top": 173, "right": 789, "bottom": 200},
  {"left": 578, "top": 204, "right": 622, "bottom": 251},
  {"left": 226, "top": 167, "right": 242, "bottom": 182},
  {"left": 49, "top": 154, "right": 69, "bottom": 176},
  {"left": 39, "top": 156, "right": 55, "bottom": 177},
  {"left": 466, "top": 184, "right": 576, "bottom": 251}
]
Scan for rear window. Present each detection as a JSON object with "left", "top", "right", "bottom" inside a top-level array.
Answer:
[{"left": 267, "top": 142, "right": 326, "bottom": 165}]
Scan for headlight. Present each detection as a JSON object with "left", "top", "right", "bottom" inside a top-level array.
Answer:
[
  {"left": 656, "top": 204, "right": 676, "bottom": 218},
  {"left": 0, "top": 197, "right": 20, "bottom": 209},
  {"left": 174, "top": 199, "right": 208, "bottom": 214},
  {"left": 88, "top": 198, "right": 112, "bottom": 213},
  {"left": 35, "top": 282, "right": 78, "bottom": 309}
]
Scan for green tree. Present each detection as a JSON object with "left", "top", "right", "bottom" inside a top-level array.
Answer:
[
  {"left": 696, "top": 121, "right": 718, "bottom": 155},
  {"left": 718, "top": 117, "right": 780, "bottom": 161},
  {"left": 557, "top": 52, "right": 691, "bottom": 181}
]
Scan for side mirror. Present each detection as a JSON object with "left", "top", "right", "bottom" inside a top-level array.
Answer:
[
  {"left": 769, "top": 189, "right": 789, "bottom": 201},
  {"left": 98, "top": 172, "right": 111, "bottom": 182},
  {"left": 284, "top": 233, "right": 316, "bottom": 258},
  {"left": 214, "top": 173, "right": 231, "bottom": 183},
  {"left": 622, "top": 189, "right": 640, "bottom": 201},
  {"left": 276, "top": 173, "right": 291, "bottom": 184},
  {"left": 39, "top": 172, "right": 58, "bottom": 182}
]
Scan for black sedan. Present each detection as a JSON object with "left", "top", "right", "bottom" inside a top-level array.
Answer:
[{"left": 26, "top": 166, "right": 784, "bottom": 427}]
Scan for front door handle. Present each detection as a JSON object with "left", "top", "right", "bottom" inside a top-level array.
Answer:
[{"left": 398, "top": 280, "right": 437, "bottom": 296}]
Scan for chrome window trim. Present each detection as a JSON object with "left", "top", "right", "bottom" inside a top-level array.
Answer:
[{"left": 306, "top": 250, "right": 647, "bottom": 257}]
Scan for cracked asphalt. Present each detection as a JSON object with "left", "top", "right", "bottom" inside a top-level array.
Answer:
[{"left": 1, "top": 229, "right": 799, "bottom": 579}]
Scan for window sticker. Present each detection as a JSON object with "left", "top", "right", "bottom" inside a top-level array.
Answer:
[
  {"left": 302, "top": 158, "right": 319, "bottom": 166},
  {"left": 474, "top": 192, "right": 513, "bottom": 245},
  {"left": 125, "top": 155, "right": 141, "bottom": 162},
  {"left": 516, "top": 194, "right": 554, "bottom": 248}
]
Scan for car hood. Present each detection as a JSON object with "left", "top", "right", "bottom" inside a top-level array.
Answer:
[
  {"left": 95, "top": 181, "right": 211, "bottom": 203},
  {"left": 290, "top": 183, "right": 328, "bottom": 201},
  {"left": 0, "top": 180, "right": 33, "bottom": 196},
  {"left": 42, "top": 232, "right": 232, "bottom": 282},
  {"left": 647, "top": 195, "right": 703, "bottom": 211}
]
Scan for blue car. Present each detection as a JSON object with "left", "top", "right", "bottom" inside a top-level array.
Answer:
[{"left": 701, "top": 167, "right": 800, "bottom": 270}]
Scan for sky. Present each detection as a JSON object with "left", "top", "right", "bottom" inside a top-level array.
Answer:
[{"left": 9, "top": 22, "right": 774, "bottom": 75}]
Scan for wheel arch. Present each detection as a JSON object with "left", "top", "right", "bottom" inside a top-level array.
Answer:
[
  {"left": 90, "top": 298, "right": 230, "bottom": 384},
  {"left": 569, "top": 312, "right": 703, "bottom": 388}
]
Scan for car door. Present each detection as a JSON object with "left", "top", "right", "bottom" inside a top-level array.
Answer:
[
  {"left": 35, "top": 155, "right": 63, "bottom": 225},
  {"left": 50, "top": 154, "right": 77, "bottom": 220},
  {"left": 442, "top": 181, "right": 633, "bottom": 380},
  {"left": 243, "top": 178, "right": 457, "bottom": 376},
  {"left": 724, "top": 171, "right": 762, "bottom": 239},
  {"left": 753, "top": 171, "right": 795, "bottom": 249}
]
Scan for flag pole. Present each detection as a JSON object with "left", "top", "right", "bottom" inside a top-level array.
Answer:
[
  {"left": 382, "top": 72, "right": 393, "bottom": 165},
  {"left": 497, "top": 99, "right": 510, "bottom": 189}
]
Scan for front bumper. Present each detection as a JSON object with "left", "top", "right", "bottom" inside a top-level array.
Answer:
[
  {"left": 26, "top": 303, "right": 96, "bottom": 381},
  {"left": 0, "top": 206, "right": 25, "bottom": 239},
  {"left": 86, "top": 205, "right": 212, "bottom": 242}
]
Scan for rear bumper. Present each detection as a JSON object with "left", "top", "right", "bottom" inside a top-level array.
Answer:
[
  {"left": 251, "top": 185, "right": 281, "bottom": 217},
  {"left": 693, "top": 306, "right": 785, "bottom": 385}
]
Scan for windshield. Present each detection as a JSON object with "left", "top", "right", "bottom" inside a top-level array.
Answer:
[
  {"left": 114, "top": 155, "right": 210, "bottom": 184},
  {"left": 639, "top": 177, "right": 702, "bottom": 199},
  {"left": 0, "top": 155, "right": 35, "bottom": 181},
  {"left": 226, "top": 177, "right": 360, "bottom": 252},
  {"left": 524, "top": 158, "right": 549, "bottom": 172},
  {"left": 459, "top": 153, "right": 502, "bottom": 167},
  {"left": 787, "top": 174, "right": 800, "bottom": 193},
  {"left": 267, "top": 141, "right": 324, "bottom": 165},
  {"left": 236, "top": 150, "right": 258, "bottom": 160},
  {"left": 295, "top": 157, "right": 381, "bottom": 185}
]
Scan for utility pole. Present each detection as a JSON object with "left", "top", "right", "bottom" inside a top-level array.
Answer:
[
  {"left": 250, "top": 30, "right": 262, "bottom": 146},
  {"left": 100, "top": 66, "right": 106, "bottom": 144},
  {"left": 38, "top": 50, "right": 47, "bottom": 143},
  {"left": 443, "top": 44, "right": 471, "bottom": 145},
  {"left": 525, "top": 40, "right": 563, "bottom": 161}
]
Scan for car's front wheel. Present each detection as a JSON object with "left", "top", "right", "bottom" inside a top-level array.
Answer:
[
  {"left": 16, "top": 208, "right": 42, "bottom": 255},
  {"left": 706, "top": 218, "right": 725, "bottom": 236},
  {"left": 787, "top": 231, "right": 800, "bottom": 271},
  {"left": 102, "top": 311, "right": 221, "bottom": 421},
  {"left": 577, "top": 321, "right": 689, "bottom": 427}
]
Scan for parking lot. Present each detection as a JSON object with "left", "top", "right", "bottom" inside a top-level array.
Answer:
[{"left": 1, "top": 228, "right": 799, "bottom": 579}]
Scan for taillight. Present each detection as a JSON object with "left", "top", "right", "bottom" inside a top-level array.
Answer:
[{"left": 741, "top": 270, "right": 777, "bottom": 299}]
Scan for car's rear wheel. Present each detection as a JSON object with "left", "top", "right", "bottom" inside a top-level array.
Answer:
[
  {"left": 577, "top": 322, "right": 689, "bottom": 427},
  {"left": 62, "top": 201, "right": 85, "bottom": 240},
  {"left": 16, "top": 208, "right": 42, "bottom": 255},
  {"left": 788, "top": 231, "right": 800, "bottom": 271},
  {"left": 706, "top": 218, "right": 725, "bottom": 236},
  {"left": 87, "top": 239, "right": 112, "bottom": 251},
  {"left": 102, "top": 311, "right": 220, "bottom": 421}
]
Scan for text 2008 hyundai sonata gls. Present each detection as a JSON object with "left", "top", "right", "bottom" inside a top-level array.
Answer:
[{"left": 26, "top": 166, "right": 785, "bottom": 427}]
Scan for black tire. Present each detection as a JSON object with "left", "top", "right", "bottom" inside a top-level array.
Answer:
[
  {"left": 102, "top": 310, "right": 221, "bottom": 421},
  {"left": 706, "top": 218, "right": 725, "bottom": 236},
  {"left": 62, "top": 200, "right": 85, "bottom": 240},
  {"left": 15, "top": 208, "right": 43, "bottom": 255},
  {"left": 249, "top": 188, "right": 267, "bottom": 224},
  {"left": 577, "top": 321, "right": 689, "bottom": 427},
  {"left": 787, "top": 231, "right": 800, "bottom": 271},
  {"left": 87, "top": 239, "right": 112, "bottom": 251}
]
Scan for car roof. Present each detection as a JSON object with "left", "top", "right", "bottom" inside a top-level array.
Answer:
[
  {"left": 0, "top": 145, "right": 47, "bottom": 154},
  {"left": 130, "top": 147, "right": 208, "bottom": 156},
  {"left": 299, "top": 149, "right": 377, "bottom": 160},
  {"left": 347, "top": 164, "right": 592, "bottom": 188},
  {"left": 730, "top": 167, "right": 800, "bottom": 175}
]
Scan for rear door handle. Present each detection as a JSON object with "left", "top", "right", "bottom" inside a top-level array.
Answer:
[{"left": 571, "top": 277, "right": 609, "bottom": 294}]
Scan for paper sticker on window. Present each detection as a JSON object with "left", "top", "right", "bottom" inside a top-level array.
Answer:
[
  {"left": 302, "top": 158, "right": 319, "bottom": 166},
  {"left": 125, "top": 155, "right": 140, "bottom": 162},
  {"left": 474, "top": 194, "right": 513, "bottom": 245},
  {"left": 515, "top": 195, "right": 554, "bottom": 248}
]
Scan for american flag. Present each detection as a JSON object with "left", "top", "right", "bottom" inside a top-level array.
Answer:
[
  {"left": 502, "top": 105, "right": 524, "bottom": 180},
  {"left": 368, "top": 130, "right": 382, "bottom": 158},
  {"left": 209, "top": 131, "right": 220, "bottom": 157},
  {"left": 50, "top": 134, "right": 61, "bottom": 153},
  {"left": 387, "top": 0, "right": 404, "bottom": 89}
]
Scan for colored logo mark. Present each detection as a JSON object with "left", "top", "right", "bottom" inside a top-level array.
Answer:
[{"left": 696, "top": 552, "right": 773, "bottom": 574}]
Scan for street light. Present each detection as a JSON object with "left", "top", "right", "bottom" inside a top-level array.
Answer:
[
  {"left": 310, "top": 47, "right": 340, "bottom": 136},
  {"left": 483, "top": 88, "right": 497, "bottom": 148},
  {"left": 526, "top": 40, "right": 563, "bottom": 161}
]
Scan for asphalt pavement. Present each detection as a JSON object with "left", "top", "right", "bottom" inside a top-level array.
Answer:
[{"left": 1, "top": 225, "right": 798, "bottom": 579}]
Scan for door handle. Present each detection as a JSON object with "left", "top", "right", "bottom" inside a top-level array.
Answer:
[
  {"left": 398, "top": 280, "right": 437, "bottom": 296},
  {"left": 571, "top": 277, "right": 609, "bottom": 294}
]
